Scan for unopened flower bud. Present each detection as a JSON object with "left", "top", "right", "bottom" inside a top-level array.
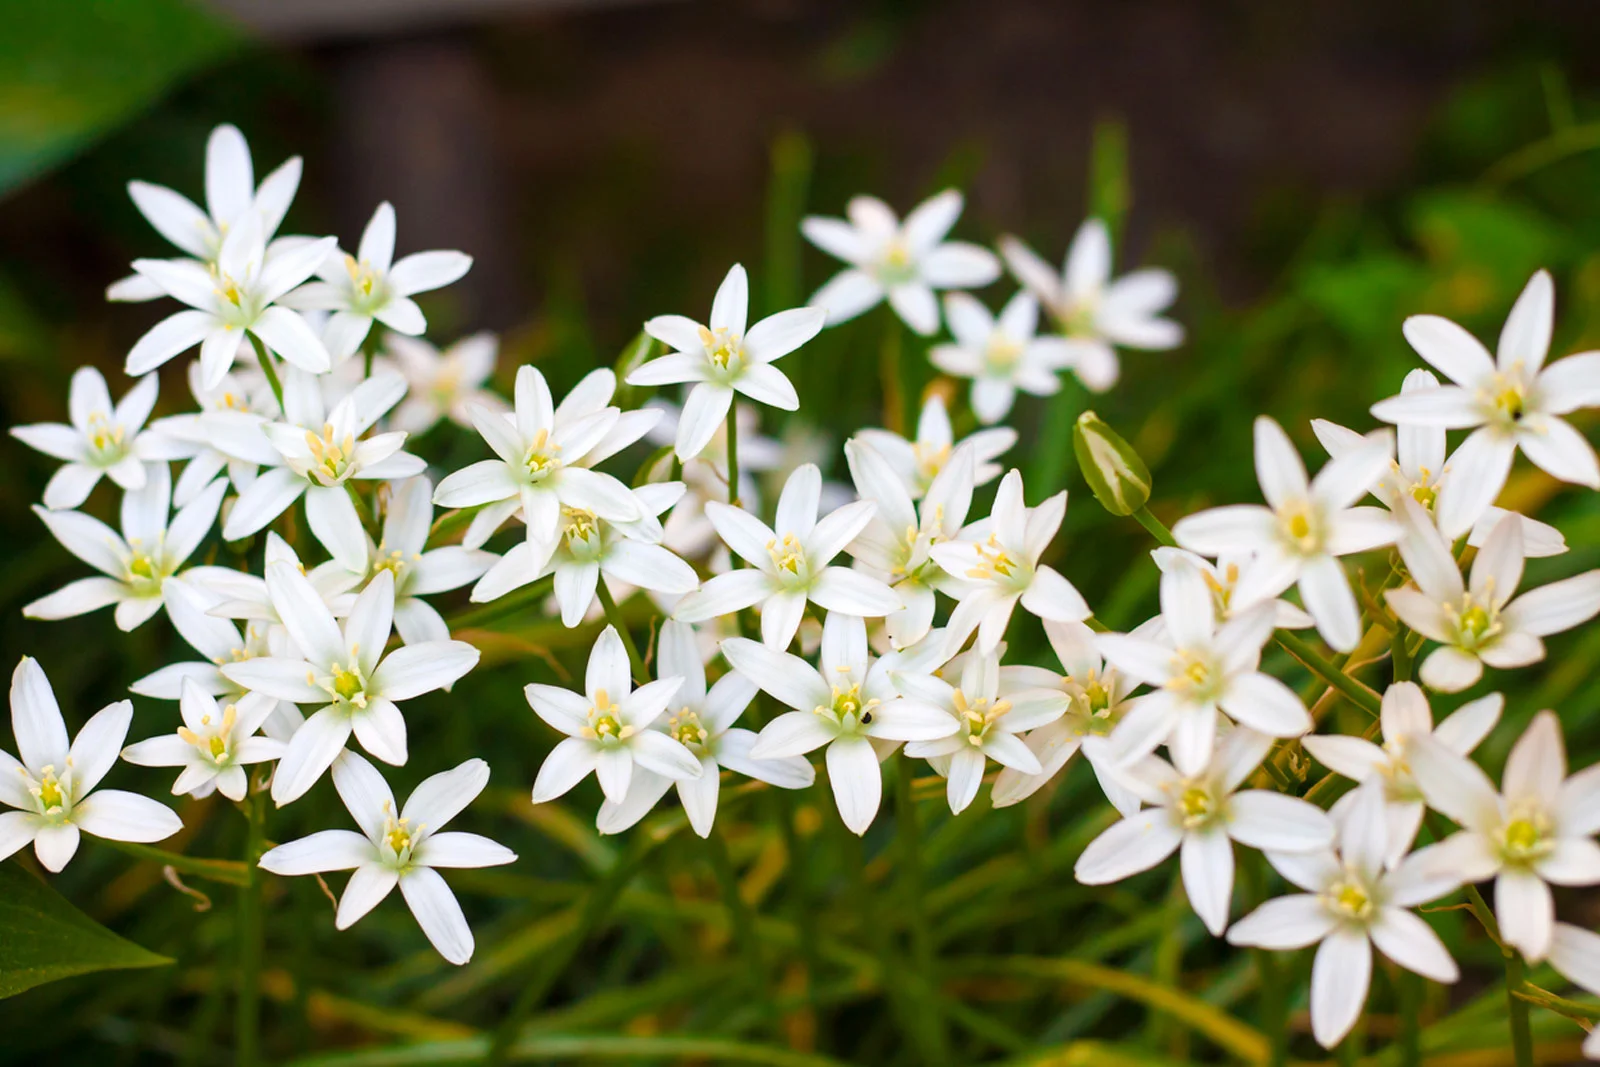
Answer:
[{"left": 1073, "top": 411, "right": 1152, "bottom": 517}]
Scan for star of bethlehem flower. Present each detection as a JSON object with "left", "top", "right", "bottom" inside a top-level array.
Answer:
[
  {"left": 1314, "top": 368, "right": 1567, "bottom": 556},
  {"left": 1371, "top": 269, "right": 1600, "bottom": 537},
  {"left": 186, "top": 530, "right": 358, "bottom": 630},
  {"left": 1097, "top": 560, "right": 1311, "bottom": 775},
  {"left": 729, "top": 612, "right": 957, "bottom": 834},
  {"left": 527, "top": 625, "right": 701, "bottom": 806},
  {"left": 596, "top": 621, "right": 814, "bottom": 837},
  {"left": 217, "top": 369, "right": 425, "bottom": 572},
  {"left": 25, "top": 463, "right": 226, "bottom": 631},
  {"left": 0, "top": 657, "right": 182, "bottom": 872},
  {"left": 1226, "top": 782, "right": 1461, "bottom": 1049},
  {"left": 845, "top": 436, "right": 976, "bottom": 649},
  {"left": 145, "top": 360, "right": 278, "bottom": 508},
  {"left": 121, "top": 678, "right": 284, "bottom": 801},
  {"left": 1172, "top": 415, "right": 1400, "bottom": 653},
  {"left": 11, "top": 367, "right": 176, "bottom": 510},
  {"left": 1405, "top": 710, "right": 1600, "bottom": 963},
  {"left": 929, "top": 468, "right": 1090, "bottom": 657},
  {"left": 385, "top": 332, "right": 507, "bottom": 435},
  {"left": 280, "top": 201, "right": 472, "bottom": 359},
  {"left": 673, "top": 463, "right": 901, "bottom": 649},
  {"left": 629, "top": 263, "right": 825, "bottom": 460},
  {"left": 1547, "top": 923, "right": 1600, "bottom": 1059},
  {"left": 221, "top": 565, "right": 480, "bottom": 806},
  {"left": 258, "top": 751, "right": 514, "bottom": 965},
  {"left": 1150, "top": 546, "right": 1315, "bottom": 630},
  {"left": 1387, "top": 500, "right": 1600, "bottom": 692},
  {"left": 802, "top": 189, "right": 1000, "bottom": 335},
  {"left": 1076, "top": 725, "right": 1334, "bottom": 935},
  {"left": 126, "top": 209, "right": 335, "bottom": 388},
  {"left": 1302, "top": 681, "right": 1502, "bottom": 867},
  {"left": 930, "top": 291, "right": 1075, "bottom": 424},
  {"left": 854, "top": 392, "right": 1015, "bottom": 499},
  {"left": 999, "top": 217, "right": 1183, "bottom": 392},
  {"left": 109, "top": 123, "right": 302, "bottom": 302}
]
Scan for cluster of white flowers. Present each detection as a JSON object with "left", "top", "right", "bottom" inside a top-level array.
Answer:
[{"left": 6, "top": 127, "right": 1600, "bottom": 1060}]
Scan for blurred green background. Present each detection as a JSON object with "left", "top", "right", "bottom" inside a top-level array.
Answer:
[{"left": 3, "top": 1, "right": 1600, "bottom": 1064}]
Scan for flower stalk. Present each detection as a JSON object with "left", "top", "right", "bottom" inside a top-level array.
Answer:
[{"left": 235, "top": 789, "right": 267, "bottom": 1067}]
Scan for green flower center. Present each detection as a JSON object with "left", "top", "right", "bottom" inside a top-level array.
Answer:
[
  {"left": 1177, "top": 785, "right": 1215, "bottom": 829},
  {"left": 955, "top": 689, "right": 1010, "bottom": 746},
  {"left": 667, "top": 708, "right": 710, "bottom": 750},
  {"left": 583, "top": 690, "right": 633, "bottom": 745},
  {"left": 523, "top": 429, "right": 562, "bottom": 483},
  {"left": 1500, "top": 808, "right": 1554, "bottom": 865},
  {"left": 85, "top": 413, "right": 127, "bottom": 463}
]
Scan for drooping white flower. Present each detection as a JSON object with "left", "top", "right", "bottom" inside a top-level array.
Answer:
[
  {"left": 1406, "top": 710, "right": 1600, "bottom": 963},
  {"left": 527, "top": 625, "right": 700, "bottom": 806},
  {"left": 1172, "top": 416, "right": 1399, "bottom": 653},
  {"left": 25, "top": 464, "right": 226, "bottom": 631},
  {"left": 0, "top": 657, "right": 182, "bottom": 872},
  {"left": 673, "top": 464, "right": 899, "bottom": 649},
  {"left": 1097, "top": 561, "right": 1310, "bottom": 775},
  {"left": 1313, "top": 369, "right": 1566, "bottom": 556},
  {"left": 929, "top": 469, "right": 1090, "bottom": 656},
  {"left": 1226, "top": 782, "right": 1460, "bottom": 1049},
  {"left": 846, "top": 437, "right": 975, "bottom": 649},
  {"left": 1547, "top": 923, "right": 1600, "bottom": 1060},
  {"left": 1076, "top": 726, "right": 1334, "bottom": 935},
  {"left": 280, "top": 202, "right": 472, "bottom": 359},
  {"left": 216, "top": 369, "right": 424, "bottom": 572},
  {"left": 929, "top": 292, "right": 1075, "bottom": 424},
  {"left": 126, "top": 211, "right": 335, "bottom": 388},
  {"left": 258, "top": 751, "right": 514, "bottom": 965},
  {"left": 731, "top": 613, "right": 957, "bottom": 834},
  {"left": 854, "top": 393, "right": 1015, "bottom": 499},
  {"left": 121, "top": 679, "right": 284, "bottom": 801},
  {"left": 109, "top": 124, "right": 302, "bottom": 302},
  {"left": 1302, "top": 681, "right": 1502, "bottom": 867},
  {"left": 11, "top": 368, "right": 170, "bottom": 510},
  {"left": 999, "top": 219, "right": 1183, "bottom": 392},
  {"left": 386, "top": 332, "right": 506, "bottom": 435},
  {"left": 222, "top": 565, "right": 480, "bottom": 805},
  {"left": 1387, "top": 501, "right": 1600, "bottom": 692},
  {"left": 1150, "top": 547, "right": 1314, "bottom": 630},
  {"left": 596, "top": 621, "right": 814, "bottom": 837},
  {"left": 629, "top": 264, "right": 825, "bottom": 460},
  {"left": 1371, "top": 270, "right": 1600, "bottom": 536},
  {"left": 802, "top": 190, "right": 1001, "bottom": 335}
]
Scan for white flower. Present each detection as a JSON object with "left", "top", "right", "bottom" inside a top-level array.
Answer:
[
  {"left": 221, "top": 565, "right": 480, "bottom": 806},
  {"left": 999, "top": 218, "right": 1183, "bottom": 392},
  {"left": 25, "top": 463, "right": 226, "bottom": 631},
  {"left": 1406, "top": 710, "right": 1600, "bottom": 962},
  {"left": 629, "top": 264, "right": 825, "bottom": 460},
  {"left": 432, "top": 365, "right": 641, "bottom": 570},
  {"left": 145, "top": 361, "right": 276, "bottom": 508},
  {"left": 846, "top": 437, "right": 975, "bottom": 649},
  {"left": 121, "top": 679, "right": 284, "bottom": 801},
  {"left": 126, "top": 211, "right": 335, "bottom": 388},
  {"left": 673, "top": 463, "right": 900, "bottom": 649},
  {"left": 187, "top": 531, "right": 359, "bottom": 629},
  {"left": 802, "top": 189, "right": 1000, "bottom": 335},
  {"left": 11, "top": 368, "right": 169, "bottom": 510},
  {"left": 527, "top": 626, "right": 700, "bottom": 806},
  {"left": 1097, "top": 561, "right": 1310, "bottom": 774},
  {"left": 596, "top": 621, "right": 814, "bottom": 837},
  {"left": 1076, "top": 726, "right": 1334, "bottom": 934},
  {"left": 1172, "top": 416, "right": 1399, "bottom": 653},
  {"left": 898, "top": 647, "right": 1060, "bottom": 814},
  {"left": 1302, "top": 681, "right": 1502, "bottom": 867},
  {"left": 930, "top": 292, "right": 1075, "bottom": 424},
  {"left": 854, "top": 393, "right": 1015, "bottom": 498},
  {"left": 258, "top": 751, "right": 515, "bottom": 965},
  {"left": 1371, "top": 270, "right": 1600, "bottom": 536},
  {"left": 1313, "top": 369, "right": 1567, "bottom": 555},
  {"left": 731, "top": 613, "right": 957, "bottom": 834},
  {"left": 109, "top": 123, "right": 302, "bottom": 302},
  {"left": 0, "top": 657, "right": 182, "bottom": 872},
  {"left": 990, "top": 619, "right": 1145, "bottom": 813},
  {"left": 217, "top": 370, "right": 424, "bottom": 571},
  {"left": 1548, "top": 923, "right": 1600, "bottom": 1059},
  {"left": 929, "top": 468, "right": 1090, "bottom": 656},
  {"left": 1150, "top": 546, "right": 1314, "bottom": 630},
  {"left": 1227, "top": 782, "right": 1460, "bottom": 1049},
  {"left": 386, "top": 332, "right": 506, "bottom": 435},
  {"left": 281, "top": 202, "right": 472, "bottom": 359},
  {"left": 1387, "top": 502, "right": 1600, "bottom": 692}
]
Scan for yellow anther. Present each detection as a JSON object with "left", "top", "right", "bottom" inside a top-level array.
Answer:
[
  {"left": 766, "top": 534, "right": 806, "bottom": 576},
  {"left": 1329, "top": 880, "right": 1373, "bottom": 920}
]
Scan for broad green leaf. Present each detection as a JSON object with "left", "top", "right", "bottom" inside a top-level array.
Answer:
[{"left": 0, "top": 860, "right": 171, "bottom": 999}]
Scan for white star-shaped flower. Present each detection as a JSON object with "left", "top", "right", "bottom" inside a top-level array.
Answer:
[
  {"left": 11, "top": 368, "right": 170, "bottom": 510},
  {"left": 121, "top": 679, "right": 285, "bottom": 801},
  {"left": 854, "top": 392, "right": 1015, "bottom": 499},
  {"left": 386, "top": 332, "right": 506, "bottom": 436},
  {"left": 930, "top": 292, "right": 1076, "bottom": 424}
]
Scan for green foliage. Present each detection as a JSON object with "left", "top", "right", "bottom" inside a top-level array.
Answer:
[{"left": 0, "top": 861, "right": 170, "bottom": 999}]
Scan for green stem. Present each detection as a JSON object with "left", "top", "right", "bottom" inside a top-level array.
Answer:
[
  {"left": 1392, "top": 621, "right": 1412, "bottom": 682},
  {"left": 1504, "top": 947, "right": 1536, "bottom": 1067},
  {"left": 1256, "top": 949, "right": 1288, "bottom": 1067},
  {"left": 880, "top": 312, "right": 905, "bottom": 435},
  {"left": 98, "top": 839, "right": 251, "bottom": 886},
  {"left": 1398, "top": 968, "right": 1423, "bottom": 1067},
  {"left": 236, "top": 791, "right": 267, "bottom": 1067},
  {"left": 705, "top": 825, "right": 771, "bottom": 1027},
  {"left": 595, "top": 580, "right": 647, "bottom": 684},
  {"left": 445, "top": 576, "right": 554, "bottom": 631},
  {"left": 248, "top": 332, "right": 286, "bottom": 414},
  {"left": 1273, "top": 630, "right": 1382, "bottom": 717},
  {"left": 726, "top": 393, "right": 741, "bottom": 507},
  {"left": 1132, "top": 505, "right": 1178, "bottom": 547},
  {"left": 894, "top": 762, "right": 948, "bottom": 1064}
]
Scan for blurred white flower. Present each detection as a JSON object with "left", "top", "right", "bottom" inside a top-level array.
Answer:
[
  {"left": 386, "top": 332, "right": 506, "bottom": 435},
  {"left": 1547, "top": 923, "right": 1600, "bottom": 1060},
  {"left": 11, "top": 368, "right": 170, "bottom": 510},
  {"left": 121, "top": 678, "right": 284, "bottom": 801},
  {"left": 855, "top": 393, "right": 1015, "bottom": 498},
  {"left": 930, "top": 292, "right": 1075, "bottom": 423}
]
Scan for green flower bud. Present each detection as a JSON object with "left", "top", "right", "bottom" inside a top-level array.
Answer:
[{"left": 1073, "top": 411, "right": 1152, "bottom": 517}]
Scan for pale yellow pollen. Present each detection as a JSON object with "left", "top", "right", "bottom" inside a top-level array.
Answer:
[
  {"left": 305, "top": 421, "right": 357, "bottom": 485},
  {"left": 697, "top": 325, "right": 744, "bottom": 372},
  {"left": 965, "top": 532, "right": 1017, "bottom": 582},
  {"left": 766, "top": 534, "right": 806, "bottom": 576},
  {"left": 523, "top": 428, "right": 562, "bottom": 481},
  {"left": 667, "top": 707, "right": 710, "bottom": 749}
]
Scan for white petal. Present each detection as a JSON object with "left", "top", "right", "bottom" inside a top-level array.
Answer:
[
  {"left": 335, "top": 863, "right": 399, "bottom": 930},
  {"left": 1310, "top": 929, "right": 1371, "bottom": 1049},
  {"left": 826, "top": 736, "right": 882, "bottom": 835},
  {"left": 1226, "top": 894, "right": 1337, "bottom": 950},
  {"left": 1074, "top": 810, "right": 1183, "bottom": 884},
  {"left": 1495, "top": 868, "right": 1555, "bottom": 962},
  {"left": 1181, "top": 829, "right": 1235, "bottom": 935},
  {"left": 1402, "top": 314, "right": 1496, "bottom": 387},
  {"left": 72, "top": 790, "right": 182, "bottom": 844},
  {"left": 259, "top": 829, "right": 373, "bottom": 874}
]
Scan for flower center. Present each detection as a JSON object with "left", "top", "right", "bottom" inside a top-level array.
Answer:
[
  {"left": 766, "top": 533, "right": 808, "bottom": 580},
  {"left": 304, "top": 422, "right": 357, "bottom": 486},
  {"left": 379, "top": 802, "right": 422, "bottom": 867},
  {"left": 582, "top": 689, "right": 634, "bottom": 745},
  {"left": 954, "top": 689, "right": 1010, "bottom": 746},
  {"left": 85, "top": 413, "right": 126, "bottom": 462},
  {"left": 1277, "top": 500, "right": 1324, "bottom": 555},
  {"left": 1326, "top": 878, "right": 1375, "bottom": 922},
  {"left": 983, "top": 336, "right": 1024, "bottom": 374},
  {"left": 698, "top": 325, "right": 745, "bottom": 375},
  {"left": 33, "top": 765, "right": 67, "bottom": 813},
  {"left": 1445, "top": 592, "right": 1501, "bottom": 651},
  {"left": 667, "top": 707, "right": 710, "bottom": 750},
  {"left": 370, "top": 546, "right": 414, "bottom": 586},
  {"left": 124, "top": 542, "right": 167, "bottom": 594},
  {"left": 177, "top": 703, "right": 238, "bottom": 766},
  {"left": 817, "top": 679, "right": 878, "bottom": 733},
  {"left": 1166, "top": 650, "right": 1222, "bottom": 701},
  {"left": 964, "top": 533, "right": 1023, "bottom": 585},
  {"left": 562, "top": 507, "right": 601, "bottom": 556},
  {"left": 214, "top": 270, "right": 245, "bottom": 309},
  {"left": 1176, "top": 784, "right": 1216, "bottom": 829},
  {"left": 912, "top": 441, "right": 951, "bottom": 493},
  {"left": 324, "top": 660, "right": 369, "bottom": 708},
  {"left": 874, "top": 240, "right": 917, "bottom": 287},
  {"left": 344, "top": 254, "right": 384, "bottom": 306},
  {"left": 522, "top": 428, "right": 562, "bottom": 483},
  {"left": 1499, "top": 807, "right": 1554, "bottom": 865}
]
